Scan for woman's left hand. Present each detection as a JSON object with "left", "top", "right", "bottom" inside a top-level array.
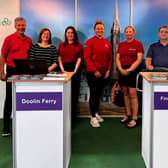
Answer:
[
  {"left": 72, "top": 70, "right": 77, "bottom": 75},
  {"left": 125, "top": 68, "right": 132, "bottom": 74},
  {"left": 104, "top": 70, "right": 110, "bottom": 79},
  {"left": 48, "top": 67, "right": 52, "bottom": 73}
]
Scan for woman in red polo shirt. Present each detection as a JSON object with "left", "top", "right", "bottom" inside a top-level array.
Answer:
[
  {"left": 116, "top": 26, "right": 144, "bottom": 128},
  {"left": 58, "top": 26, "right": 83, "bottom": 121},
  {"left": 84, "top": 20, "right": 112, "bottom": 127}
]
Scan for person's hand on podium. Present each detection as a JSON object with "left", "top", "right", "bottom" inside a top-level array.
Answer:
[
  {"left": 147, "top": 65, "right": 154, "bottom": 71},
  {"left": 0, "top": 72, "right": 6, "bottom": 81}
]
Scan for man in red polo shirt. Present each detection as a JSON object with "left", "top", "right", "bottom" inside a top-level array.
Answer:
[{"left": 0, "top": 17, "right": 32, "bottom": 137}]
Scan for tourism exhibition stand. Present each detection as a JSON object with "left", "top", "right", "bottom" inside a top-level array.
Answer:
[
  {"left": 140, "top": 72, "right": 168, "bottom": 168},
  {"left": 9, "top": 72, "right": 73, "bottom": 168}
]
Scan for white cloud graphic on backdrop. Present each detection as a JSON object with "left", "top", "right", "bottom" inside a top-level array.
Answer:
[
  {"left": 154, "top": 0, "right": 168, "bottom": 7},
  {"left": 25, "top": 1, "right": 71, "bottom": 22},
  {"left": 133, "top": 0, "right": 150, "bottom": 26}
]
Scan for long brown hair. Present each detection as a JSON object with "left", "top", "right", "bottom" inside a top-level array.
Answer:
[{"left": 64, "top": 26, "right": 79, "bottom": 47}]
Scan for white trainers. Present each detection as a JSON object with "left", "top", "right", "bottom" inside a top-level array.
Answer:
[
  {"left": 2, "top": 131, "right": 11, "bottom": 137},
  {"left": 95, "top": 113, "right": 104, "bottom": 122},
  {"left": 90, "top": 117, "right": 100, "bottom": 127}
]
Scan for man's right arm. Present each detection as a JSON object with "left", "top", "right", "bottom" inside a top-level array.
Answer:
[
  {"left": 0, "top": 54, "right": 7, "bottom": 80},
  {"left": 145, "top": 57, "right": 154, "bottom": 70},
  {"left": 145, "top": 45, "right": 154, "bottom": 70}
]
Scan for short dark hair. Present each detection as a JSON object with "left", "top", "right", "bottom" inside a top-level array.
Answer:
[
  {"left": 94, "top": 19, "right": 104, "bottom": 29},
  {"left": 159, "top": 25, "right": 168, "bottom": 32},
  {"left": 38, "top": 28, "right": 52, "bottom": 44},
  {"left": 64, "top": 26, "right": 79, "bottom": 47}
]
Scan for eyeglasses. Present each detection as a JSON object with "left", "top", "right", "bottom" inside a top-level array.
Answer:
[{"left": 160, "top": 31, "right": 168, "bottom": 33}]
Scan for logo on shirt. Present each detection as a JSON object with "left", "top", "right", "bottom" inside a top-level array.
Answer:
[
  {"left": 105, "top": 44, "right": 109, "bottom": 48},
  {"left": 129, "top": 48, "right": 136, "bottom": 51}
]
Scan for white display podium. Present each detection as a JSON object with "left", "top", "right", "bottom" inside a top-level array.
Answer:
[
  {"left": 10, "top": 72, "right": 73, "bottom": 168},
  {"left": 141, "top": 72, "right": 168, "bottom": 168}
]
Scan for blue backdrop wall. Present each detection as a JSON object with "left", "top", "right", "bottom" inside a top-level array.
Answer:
[
  {"left": 20, "top": 0, "right": 168, "bottom": 105},
  {"left": 21, "top": 0, "right": 168, "bottom": 56}
]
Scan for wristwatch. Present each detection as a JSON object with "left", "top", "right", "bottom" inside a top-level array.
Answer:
[{"left": 128, "top": 68, "right": 132, "bottom": 72}]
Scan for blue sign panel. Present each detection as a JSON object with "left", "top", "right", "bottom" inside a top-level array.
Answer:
[
  {"left": 154, "top": 92, "right": 168, "bottom": 110},
  {"left": 16, "top": 92, "right": 62, "bottom": 111}
]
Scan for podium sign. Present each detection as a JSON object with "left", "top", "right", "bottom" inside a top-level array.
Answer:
[
  {"left": 12, "top": 80, "right": 71, "bottom": 168},
  {"left": 154, "top": 92, "right": 168, "bottom": 110},
  {"left": 16, "top": 92, "right": 62, "bottom": 111}
]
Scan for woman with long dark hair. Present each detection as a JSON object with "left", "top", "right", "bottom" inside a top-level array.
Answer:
[{"left": 58, "top": 26, "right": 83, "bottom": 120}]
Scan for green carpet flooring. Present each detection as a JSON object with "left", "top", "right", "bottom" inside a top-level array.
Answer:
[{"left": 0, "top": 118, "right": 146, "bottom": 168}]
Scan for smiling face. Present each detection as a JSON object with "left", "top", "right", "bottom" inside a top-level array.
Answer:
[
  {"left": 66, "top": 28, "right": 75, "bottom": 42},
  {"left": 124, "top": 27, "right": 135, "bottom": 41},
  {"left": 94, "top": 23, "right": 105, "bottom": 39},
  {"left": 41, "top": 30, "right": 50, "bottom": 42},
  {"left": 15, "top": 20, "right": 26, "bottom": 36}
]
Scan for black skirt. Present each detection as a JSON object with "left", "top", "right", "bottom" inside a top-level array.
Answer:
[{"left": 118, "top": 65, "right": 140, "bottom": 88}]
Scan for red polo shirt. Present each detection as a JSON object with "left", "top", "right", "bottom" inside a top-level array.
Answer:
[
  {"left": 117, "top": 39, "right": 144, "bottom": 66},
  {"left": 1, "top": 32, "right": 32, "bottom": 67},
  {"left": 58, "top": 42, "right": 83, "bottom": 63},
  {"left": 84, "top": 36, "right": 113, "bottom": 73}
]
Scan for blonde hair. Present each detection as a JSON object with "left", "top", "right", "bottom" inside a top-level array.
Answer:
[{"left": 124, "top": 25, "right": 135, "bottom": 32}]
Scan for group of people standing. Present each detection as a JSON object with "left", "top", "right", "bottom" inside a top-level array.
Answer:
[
  {"left": 0, "top": 17, "right": 83, "bottom": 136},
  {"left": 117, "top": 25, "right": 168, "bottom": 128},
  {"left": 0, "top": 17, "right": 168, "bottom": 136}
]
